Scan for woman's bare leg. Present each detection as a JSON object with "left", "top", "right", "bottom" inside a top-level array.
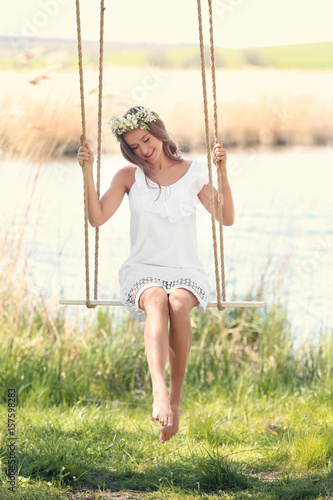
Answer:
[
  {"left": 139, "top": 287, "right": 173, "bottom": 432},
  {"left": 160, "top": 289, "right": 198, "bottom": 443}
]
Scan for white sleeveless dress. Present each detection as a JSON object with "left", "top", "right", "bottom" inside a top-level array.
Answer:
[{"left": 118, "top": 159, "right": 211, "bottom": 322}]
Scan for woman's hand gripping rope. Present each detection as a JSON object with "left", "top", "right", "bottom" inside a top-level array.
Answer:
[
  {"left": 77, "top": 134, "right": 94, "bottom": 170},
  {"left": 212, "top": 142, "right": 227, "bottom": 170}
]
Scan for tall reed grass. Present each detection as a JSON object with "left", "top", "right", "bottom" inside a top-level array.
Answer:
[
  {"left": 1, "top": 263, "right": 332, "bottom": 407},
  {"left": 1, "top": 68, "right": 333, "bottom": 164}
]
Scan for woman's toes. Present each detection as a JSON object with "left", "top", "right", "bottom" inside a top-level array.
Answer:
[
  {"left": 158, "top": 406, "right": 181, "bottom": 444},
  {"left": 152, "top": 396, "right": 173, "bottom": 426},
  {"left": 160, "top": 427, "right": 167, "bottom": 444}
]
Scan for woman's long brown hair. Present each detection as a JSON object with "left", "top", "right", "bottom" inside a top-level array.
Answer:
[{"left": 118, "top": 106, "right": 183, "bottom": 194}]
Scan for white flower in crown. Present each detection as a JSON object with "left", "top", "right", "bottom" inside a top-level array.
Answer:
[{"left": 109, "top": 106, "right": 159, "bottom": 142}]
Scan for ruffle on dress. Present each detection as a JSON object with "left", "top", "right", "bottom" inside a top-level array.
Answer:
[{"left": 134, "top": 160, "right": 209, "bottom": 223}]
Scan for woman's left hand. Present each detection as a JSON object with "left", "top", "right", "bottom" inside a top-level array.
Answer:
[{"left": 212, "top": 142, "right": 227, "bottom": 170}]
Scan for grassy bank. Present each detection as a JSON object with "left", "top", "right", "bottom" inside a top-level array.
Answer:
[
  {"left": 0, "top": 254, "right": 332, "bottom": 408},
  {"left": 0, "top": 270, "right": 332, "bottom": 498},
  {"left": 104, "top": 41, "right": 333, "bottom": 70},
  {"left": 1, "top": 294, "right": 331, "bottom": 408},
  {"left": 2, "top": 38, "right": 333, "bottom": 71}
]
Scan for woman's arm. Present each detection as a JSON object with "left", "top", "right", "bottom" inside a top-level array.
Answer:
[
  {"left": 77, "top": 138, "right": 134, "bottom": 227},
  {"left": 197, "top": 143, "right": 235, "bottom": 226}
]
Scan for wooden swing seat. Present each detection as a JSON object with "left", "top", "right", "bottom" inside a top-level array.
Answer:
[{"left": 59, "top": 299, "right": 265, "bottom": 308}]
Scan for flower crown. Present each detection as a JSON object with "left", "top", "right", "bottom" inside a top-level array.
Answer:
[{"left": 110, "top": 106, "right": 159, "bottom": 142}]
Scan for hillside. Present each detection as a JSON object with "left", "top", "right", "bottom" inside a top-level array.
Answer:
[{"left": 1, "top": 36, "right": 333, "bottom": 70}]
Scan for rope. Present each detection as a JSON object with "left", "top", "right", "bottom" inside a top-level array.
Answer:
[
  {"left": 207, "top": 0, "right": 226, "bottom": 302},
  {"left": 196, "top": 0, "right": 226, "bottom": 308},
  {"left": 94, "top": 0, "right": 105, "bottom": 299},
  {"left": 75, "top": 0, "right": 105, "bottom": 308},
  {"left": 75, "top": 0, "right": 92, "bottom": 308}
]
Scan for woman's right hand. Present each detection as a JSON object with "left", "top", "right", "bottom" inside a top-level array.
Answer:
[{"left": 77, "top": 135, "right": 94, "bottom": 169}]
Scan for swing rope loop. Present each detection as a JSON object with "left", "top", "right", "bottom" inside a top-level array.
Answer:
[
  {"left": 196, "top": 0, "right": 226, "bottom": 309},
  {"left": 75, "top": 0, "right": 105, "bottom": 308}
]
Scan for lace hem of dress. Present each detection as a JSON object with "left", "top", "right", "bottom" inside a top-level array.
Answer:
[{"left": 125, "top": 276, "right": 208, "bottom": 307}]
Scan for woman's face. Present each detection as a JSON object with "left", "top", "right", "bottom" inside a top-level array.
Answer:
[{"left": 123, "top": 128, "right": 163, "bottom": 164}]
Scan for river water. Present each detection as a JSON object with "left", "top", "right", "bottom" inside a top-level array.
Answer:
[{"left": 1, "top": 147, "right": 332, "bottom": 343}]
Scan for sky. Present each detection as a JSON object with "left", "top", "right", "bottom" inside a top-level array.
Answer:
[{"left": 2, "top": 0, "right": 333, "bottom": 48}]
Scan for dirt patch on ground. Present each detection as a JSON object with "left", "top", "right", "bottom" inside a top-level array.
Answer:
[{"left": 72, "top": 490, "right": 151, "bottom": 500}]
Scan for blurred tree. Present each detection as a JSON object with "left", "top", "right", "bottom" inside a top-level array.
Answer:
[
  {"left": 243, "top": 49, "right": 264, "bottom": 66},
  {"left": 147, "top": 49, "right": 169, "bottom": 67}
]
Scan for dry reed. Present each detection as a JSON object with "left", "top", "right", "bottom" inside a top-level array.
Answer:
[{"left": 1, "top": 67, "right": 333, "bottom": 164}]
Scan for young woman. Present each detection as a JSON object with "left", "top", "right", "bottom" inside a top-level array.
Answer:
[{"left": 77, "top": 106, "right": 235, "bottom": 444}]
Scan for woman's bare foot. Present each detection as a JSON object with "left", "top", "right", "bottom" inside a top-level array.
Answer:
[
  {"left": 160, "top": 405, "right": 180, "bottom": 444},
  {"left": 152, "top": 389, "right": 173, "bottom": 428}
]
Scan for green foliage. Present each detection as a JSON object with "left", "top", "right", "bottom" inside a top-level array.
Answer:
[
  {"left": 104, "top": 49, "right": 148, "bottom": 67},
  {"left": 1, "top": 279, "right": 333, "bottom": 498},
  {"left": 1, "top": 285, "right": 332, "bottom": 407},
  {"left": 3, "top": 40, "right": 333, "bottom": 71},
  {"left": 0, "top": 398, "right": 332, "bottom": 498},
  {"left": 258, "top": 42, "right": 333, "bottom": 69}
]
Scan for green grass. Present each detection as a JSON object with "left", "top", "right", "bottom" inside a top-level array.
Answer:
[
  {"left": 1, "top": 298, "right": 332, "bottom": 407},
  {"left": 103, "top": 50, "right": 149, "bottom": 68},
  {"left": 0, "top": 281, "right": 332, "bottom": 498},
  {"left": 258, "top": 42, "right": 333, "bottom": 69},
  {"left": 0, "top": 58, "right": 14, "bottom": 70},
  {"left": 2, "top": 41, "right": 333, "bottom": 71},
  {"left": 103, "top": 41, "right": 333, "bottom": 70},
  {"left": 0, "top": 394, "right": 332, "bottom": 499}
]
